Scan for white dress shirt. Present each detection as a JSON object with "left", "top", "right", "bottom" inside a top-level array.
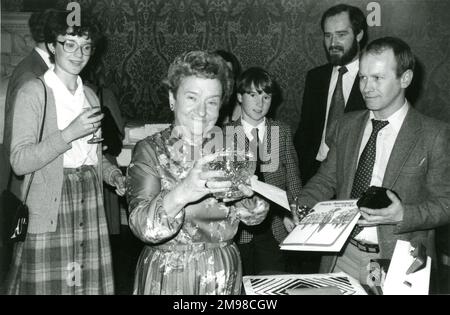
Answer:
[
  {"left": 34, "top": 47, "right": 53, "bottom": 69},
  {"left": 355, "top": 101, "right": 410, "bottom": 244},
  {"left": 241, "top": 118, "right": 266, "bottom": 143},
  {"left": 44, "top": 68, "right": 98, "bottom": 168},
  {"left": 316, "top": 58, "right": 360, "bottom": 161}
]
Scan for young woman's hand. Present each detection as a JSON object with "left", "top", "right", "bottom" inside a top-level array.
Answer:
[{"left": 61, "top": 108, "right": 104, "bottom": 143}]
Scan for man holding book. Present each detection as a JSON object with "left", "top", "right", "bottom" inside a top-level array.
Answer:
[{"left": 295, "top": 36, "right": 450, "bottom": 285}]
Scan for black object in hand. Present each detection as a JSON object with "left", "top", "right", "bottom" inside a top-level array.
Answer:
[{"left": 356, "top": 186, "right": 401, "bottom": 209}]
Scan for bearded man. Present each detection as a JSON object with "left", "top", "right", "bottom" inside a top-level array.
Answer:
[{"left": 294, "top": 4, "right": 367, "bottom": 184}]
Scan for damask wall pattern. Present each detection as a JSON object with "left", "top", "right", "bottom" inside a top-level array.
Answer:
[{"left": 2, "top": 0, "right": 450, "bottom": 129}]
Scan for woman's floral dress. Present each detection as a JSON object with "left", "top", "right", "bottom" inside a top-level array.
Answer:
[{"left": 127, "top": 126, "right": 268, "bottom": 295}]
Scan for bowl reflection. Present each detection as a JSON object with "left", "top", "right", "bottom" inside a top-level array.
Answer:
[{"left": 204, "top": 150, "right": 254, "bottom": 199}]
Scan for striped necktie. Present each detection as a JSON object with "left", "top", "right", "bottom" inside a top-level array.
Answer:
[{"left": 326, "top": 66, "right": 348, "bottom": 143}]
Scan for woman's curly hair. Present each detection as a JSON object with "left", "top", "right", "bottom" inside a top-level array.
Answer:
[
  {"left": 164, "top": 50, "right": 234, "bottom": 106},
  {"left": 44, "top": 10, "right": 103, "bottom": 63}
]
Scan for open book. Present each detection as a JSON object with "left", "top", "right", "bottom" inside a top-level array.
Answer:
[{"left": 280, "top": 200, "right": 360, "bottom": 252}]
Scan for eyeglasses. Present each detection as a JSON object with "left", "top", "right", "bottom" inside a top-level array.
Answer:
[{"left": 57, "top": 40, "right": 95, "bottom": 56}]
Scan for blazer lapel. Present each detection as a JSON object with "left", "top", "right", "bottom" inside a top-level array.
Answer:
[
  {"left": 345, "top": 77, "right": 365, "bottom": 112},
  {"left": 263, "top": 118, "right": 272, "bottom": 155},
  {"left": 38, "top": 76, "right": 58, "bottom": 135},
  {"left": 228, "top": 118, "right": 249, "bottom": 154},
  {"left": 378, "top": 107, "right": 421, "bottom": 258},
  {"left": 262, "top": 119, "right": 278, "bottom": 173},
  {"left": 31, "top": 49, "right": 50, "bottom": 75},
  {"left": 318, "top": 66, "right": 333, "bottom": 122},
  {"left": 84, "top": 87, "right": 100, "bottom": 107},
  {"left": 342, "top": 111, "right": 370, "bottom": 197},
  {"left": 382, "top": 108, "right": 421, "bottom": 189}
]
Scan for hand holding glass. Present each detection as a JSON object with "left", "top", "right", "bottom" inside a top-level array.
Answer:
[{"left": 83, "top": 103, "right": 103, "bottom": 143}]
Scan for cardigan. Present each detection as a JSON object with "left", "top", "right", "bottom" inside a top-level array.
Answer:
[
  {"left": 1, "top": 50, "right": 49, "bottom": 198},
  {"left": 9, "top": 77, "right": 119, "bottom": 234}
]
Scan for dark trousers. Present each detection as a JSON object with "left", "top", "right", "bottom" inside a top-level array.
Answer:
[
  {"left": 237, "top": 228, "right": 286, "bottom": 276},
  {"left": 300, "top": 159, "right": 321, "bottom": 185}
]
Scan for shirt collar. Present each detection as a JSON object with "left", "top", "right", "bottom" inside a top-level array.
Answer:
[
  {"left": 241, "top": 117, "right": 266, "bottom": 139},
  {"left": 34, "top": 47, "right": 53, "bottom": 69},
  {"left": 44, "top": 66, "right": 83, "bottom": 97},
  {"left": 333, "top": 58, "right": 359, "bottom": 77},
  {"left": 369, "top": 100, "right": 410, "bottom": 133}
]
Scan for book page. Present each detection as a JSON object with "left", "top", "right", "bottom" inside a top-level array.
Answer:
[
  {"left": 281, "top": 200, "right": 360, "bottom": 252},
  {"left": 250, "top": 177, "right": 290, "bottom": 211}
]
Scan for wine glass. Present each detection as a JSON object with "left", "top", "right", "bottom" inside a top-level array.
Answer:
[{"left": 83, "top": 103, "right": 103, "bottom": 144}]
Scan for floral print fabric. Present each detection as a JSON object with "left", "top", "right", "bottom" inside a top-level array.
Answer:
[{"left": 127, "top": 126, "right": 267, "bottom": 294}]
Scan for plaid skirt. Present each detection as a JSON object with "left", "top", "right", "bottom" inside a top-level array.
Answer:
[{"left": 6, "top": 166, "right": 114, "bottom": 295}]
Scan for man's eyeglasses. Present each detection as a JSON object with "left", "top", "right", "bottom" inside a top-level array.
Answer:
[{"left": 57, "top": 40, "right": 95, "bottom": 56}]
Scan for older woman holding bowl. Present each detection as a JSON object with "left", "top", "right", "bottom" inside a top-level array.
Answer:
[{"left": 127, "top": 51, "right": 269, "bottom": 295}]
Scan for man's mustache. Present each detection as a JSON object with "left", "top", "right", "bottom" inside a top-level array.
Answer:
[{"left": 329, "top": 46, "right": 344, "bottom": 52}]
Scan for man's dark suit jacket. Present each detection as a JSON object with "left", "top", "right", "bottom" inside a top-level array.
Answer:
[
  {"left": 296, "top": 107, "right": 450, "bottom": 273},
  {"left": 294, "top": 64, "right": 365, "bottom": 184},
  {"left": 1, "top": 49, "right": 48, "bottom": 192}
]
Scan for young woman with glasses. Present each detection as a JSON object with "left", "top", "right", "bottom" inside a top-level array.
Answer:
[{"left": 6, "top": 11, "right": 125, "bottom": 295}]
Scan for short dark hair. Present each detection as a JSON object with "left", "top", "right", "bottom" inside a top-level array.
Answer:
[
  {"left": 237, "top": 67, "right": 283, "bottom": 117},
  {"left": 165, "top": 50, "right": 234, "bottom": 106},
  {"left": 44, "top": 10, "right": 103, "bottom": 63},
  {"left": 363, "top": 37, "right": 415, "bottom": 77},
  {"left": 237, "top": 67, "right": 277, "bottom": 96},
  {"left": 29, "top": 8, "right": 58, "bottom": 43},
  {"left": 321, "top": 4, "right": 367, "bottom": 47}
]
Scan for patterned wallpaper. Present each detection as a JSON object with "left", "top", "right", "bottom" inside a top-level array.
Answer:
[{"left": 2, "top": 0, "right": 450, "bottom": 129}]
